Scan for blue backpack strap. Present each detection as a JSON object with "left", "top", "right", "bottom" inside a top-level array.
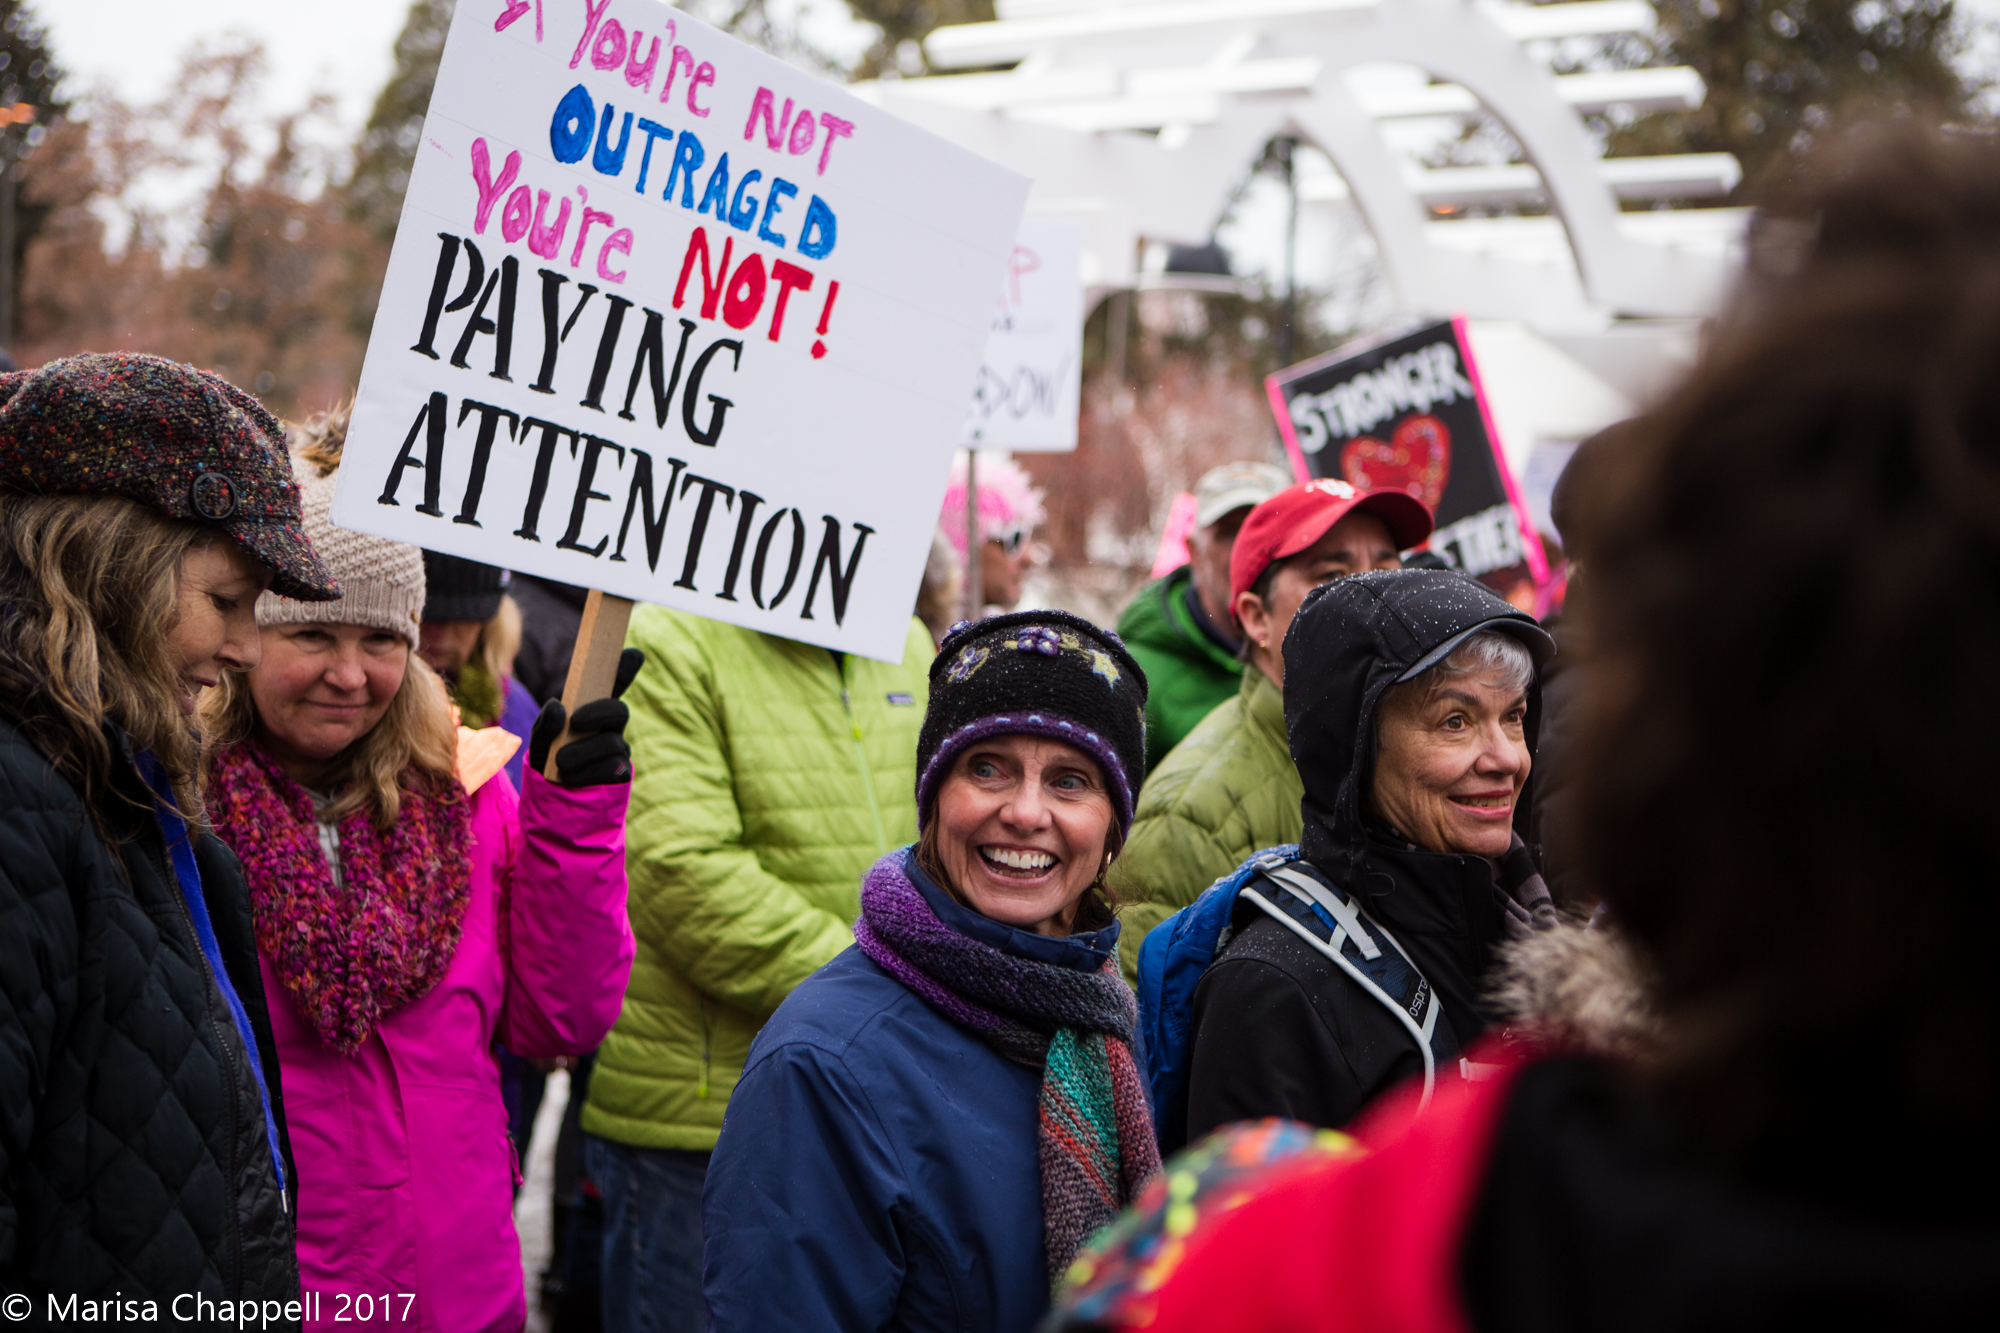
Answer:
[
  {"left": 1244, "top": 864, "right": 1446, "bottom": 1111},
  {"left": 1136, "top": 845, "right": 1300, "bottom": 1154}
]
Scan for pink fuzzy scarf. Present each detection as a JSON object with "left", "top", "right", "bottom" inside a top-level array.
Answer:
[{"left": 206, "top": 740, "right": 472, "bottom": 1055}]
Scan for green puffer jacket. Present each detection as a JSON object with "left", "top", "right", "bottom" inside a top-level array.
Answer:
[
  {"left": 1107, "top": 666, "right": 1302, "bottom": 982},
  {"left": 581, "top": 608, "right": 931, "bottom": 1152},
  {"left": 1116, "top": 565, "right": 1244, "bottom": 770}
]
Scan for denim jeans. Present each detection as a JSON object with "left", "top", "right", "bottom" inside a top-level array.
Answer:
[{"left": 586, "top": 1133, "right": 712, "bottom": 1333}]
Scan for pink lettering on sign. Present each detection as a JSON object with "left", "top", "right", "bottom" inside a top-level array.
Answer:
[
  {"left": 470, "top": 138, "right": 521, "bottom": 234},
  {"left": 626, "top": 33, "right": 660, "bottom": 89},
  {"left": 501, "top": 186, "right": 533, "bottom": 243},
  {"left": 688, "top": 62, "right": 716, "bottom": 118},
  {"left": 529, "top": 189, "right": 572, "bottom": 259},
  {"left": 661, "top": 42, "right": 695, "bottom": 103},
  {"left": 495, "top": 0, "right": 543, "bottom": 40},
  {"left": 815, "top": 113, "right": 853, "bottom": 176},
  {"left": 745, "top": 88, "right": 794, "bottom": 151},
  {"left": 571, "top": 199, "right": 616, "bottom": 267},
  {"left": 598, "top": 228, "right": 633, "bottom": 282},
  {"left": 571, "top": 0, "right": 613, "bottom": 69},
  {"left": 745, "top": 87, "right": 826, "bottom": 163},
  {"left": 591, "top": 18, "right": 627, "bottom": 69}
]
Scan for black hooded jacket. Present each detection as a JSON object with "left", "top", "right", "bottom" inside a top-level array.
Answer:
[
  {"left": 0, "top": 717, "right": 300, "bottom": 1309},
  {"left": 1186, "top": 570, "right": 1552, "bottom": 1138}
]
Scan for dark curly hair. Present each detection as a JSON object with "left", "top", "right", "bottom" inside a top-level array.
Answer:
[{"left": 1574, "top": 121, "right": 2000, "bottom": 1195}]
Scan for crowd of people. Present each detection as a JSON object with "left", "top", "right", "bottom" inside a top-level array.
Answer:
[{"left": 4, "top": 118, "right": 1998, "bottom": 1333}]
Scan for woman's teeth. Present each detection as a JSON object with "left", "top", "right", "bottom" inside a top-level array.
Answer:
[{"left": 981, "top": 846, "right": 1056, "bottom": 874}]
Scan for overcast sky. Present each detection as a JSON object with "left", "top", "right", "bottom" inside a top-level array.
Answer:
[
  {"left": 40, "top": 0, "right": 876, "bottom": 135},
  {"left": 37, "top": 0, "right": 2000, "bottom": 290}
]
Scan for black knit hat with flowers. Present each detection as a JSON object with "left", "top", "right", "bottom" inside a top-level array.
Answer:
[
  {"left": 0, "top": 352, "right": 338, "bottom": 601},
  {"left": 917, "top": 610, "right": 1149, "bottom": 835}
]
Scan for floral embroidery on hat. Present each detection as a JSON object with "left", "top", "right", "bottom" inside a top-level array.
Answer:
[{"left": 947, "top": 644, "right": 990, "bottom": 683}]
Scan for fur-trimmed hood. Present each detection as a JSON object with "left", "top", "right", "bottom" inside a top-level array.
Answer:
[{"left": 1487, "top": 919, "right": 1660, "bottom": 1063}]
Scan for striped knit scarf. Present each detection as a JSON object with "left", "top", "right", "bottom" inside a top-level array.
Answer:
[{"left": 854, "top": 851, "right": 1162, "bottom": 1287}]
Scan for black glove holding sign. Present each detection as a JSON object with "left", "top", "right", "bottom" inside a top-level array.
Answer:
[{"left": 527, "top": 648, "right": 644, "bottom": 787}]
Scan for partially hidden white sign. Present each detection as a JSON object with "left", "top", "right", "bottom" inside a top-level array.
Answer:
[
  {"left": 962, "top": 216, "right": 1082, "bottom": 453},
  {"left": 335, "top": 0, "right": 1029, "bottom": 661}
]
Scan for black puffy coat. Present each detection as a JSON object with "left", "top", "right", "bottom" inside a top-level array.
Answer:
[
  {"left": 1186, "top": 570, "right": 1553, "bottom": 1137},
  {"left": 0, "top": 718, "right": 299, "bottom": 1308}
]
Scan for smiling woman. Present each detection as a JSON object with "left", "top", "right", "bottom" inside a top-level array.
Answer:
[
  {"left": 0, "top": 353, "right": 339, "bottom": 1302},
  {"left": 704, "top": 611, "right": 1161, "bottom": 1333},
  {"left": 1182, "top": 569, "right": 1556, "bottom": 1140},
  {"left": 196, "top": 412, "right": 637, "bottom": 1330}
]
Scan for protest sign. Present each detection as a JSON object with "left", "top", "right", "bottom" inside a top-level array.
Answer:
[
  {"left": 1266, "top": 317, "right": 1550, "bottom": 604},
  {"left": 963, "top": 216, "right": 1083, "bottom": 452},
  {"left": 334, "top": 0, "right": 1029, "bottom": 664}
]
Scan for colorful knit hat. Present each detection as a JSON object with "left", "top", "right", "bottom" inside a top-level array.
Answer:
[
  {"left": 918, "top": 610, "right": 1149, "bottom": 835},
  {"left": 257, "top": 451, "right": 426, "bottom": 646},
  {"left": 0, "top": 352, "right": 338, "bottom": 600}
]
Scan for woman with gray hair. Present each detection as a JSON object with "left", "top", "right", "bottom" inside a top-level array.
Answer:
[{"left": 1183, "top": 568, "right": 1555, "bottom": 1138}]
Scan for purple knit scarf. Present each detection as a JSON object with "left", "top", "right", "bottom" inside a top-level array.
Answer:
[
  {"left": 206, "top": 740, "right": 471, "bottom": 1056},
  {"left": 854, "top": 852, "right": 1162, "bottom": 1287}
]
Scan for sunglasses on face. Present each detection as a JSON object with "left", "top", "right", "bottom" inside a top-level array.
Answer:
[{"left": 988, "top": 527, "right": 1029, "bottom": 557}]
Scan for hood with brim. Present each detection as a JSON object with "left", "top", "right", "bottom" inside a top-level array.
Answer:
[{"left": 1282, "top": 569, "right": 1554, "bottom": 883}]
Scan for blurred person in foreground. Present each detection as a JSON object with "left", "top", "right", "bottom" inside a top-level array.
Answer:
[
  {"left": 581, "top": 604, "right": 932, "bottom": 1333},
  {"left": 1520, "top": 418, "right": 1632, "bottom": 913},
  {"left": 939, "top": 451, "right": 1045, "bottom": 613},
  {"left": 0, "top": 353, "right": 328, "bottom": 1302},
  {"left": 1118, "top": 460, "right": 1292, "bottom": 769},
  {"left": 1049, "top": 120, "right": 2000, "bottom": 1331},
  {"left": 202, "top": 420, "right": 636, "bottom": 1330},
  {"left": 1108, "top": 480, "right": 1430, "bottom": 980},
  {"left": 703, "top": 612, "right": 1158, "bottom": 1333}
]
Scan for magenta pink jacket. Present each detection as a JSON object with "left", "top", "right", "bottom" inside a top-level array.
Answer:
[{"left": 264, "top": 769, "right": 634, "bottom": 1333}]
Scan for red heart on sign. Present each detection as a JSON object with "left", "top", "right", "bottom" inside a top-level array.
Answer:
[{"left": 1339, "top": 414, "right": 1451, "bottom": 512}]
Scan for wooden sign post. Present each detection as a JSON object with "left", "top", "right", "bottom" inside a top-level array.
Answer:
[{"left": 544, "top": 590, "right": 636, "bottom": 781}]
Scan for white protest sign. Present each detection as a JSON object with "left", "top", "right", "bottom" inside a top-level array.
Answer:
[
  {"left": 335, "top": 0, "right": 1029, "bottom": 662},
  {"left": 962, "top": 216, "right": 1083, "bottom": 453}
]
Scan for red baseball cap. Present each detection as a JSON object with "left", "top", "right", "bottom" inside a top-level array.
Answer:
[{"left": 1228, "top": 478, "right": 1435, "bottom": 602}]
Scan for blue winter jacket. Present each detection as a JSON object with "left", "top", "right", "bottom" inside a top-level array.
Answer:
[{"left": 702, "top": 850, "right": 1122, "bottom": 1333}]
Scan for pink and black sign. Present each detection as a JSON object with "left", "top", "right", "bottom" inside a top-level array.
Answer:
[{"left": 1265, "top": 316, "right": 1549, "bottom": 608}]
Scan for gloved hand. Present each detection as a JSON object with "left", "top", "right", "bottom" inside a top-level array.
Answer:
[{"left": 528, "top": 647, "right": 644, "bottom": 787}]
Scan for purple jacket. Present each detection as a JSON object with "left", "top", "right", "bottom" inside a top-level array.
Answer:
[{"left": 266, "top": 768, "right": 633, "bottom": 1332}]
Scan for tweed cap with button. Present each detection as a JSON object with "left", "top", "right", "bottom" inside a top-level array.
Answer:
[{"left": 0, "top": 352, "right": 339, "bottom": 600}]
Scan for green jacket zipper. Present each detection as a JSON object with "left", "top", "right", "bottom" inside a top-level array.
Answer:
[
  {"left": 697, "top": 995, "right": 712, "bottom": 1100},
  {"left": 837, "top": 656, "right": 890, "bottom": 856}
]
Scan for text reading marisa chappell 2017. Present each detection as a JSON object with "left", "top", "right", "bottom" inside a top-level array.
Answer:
[{"left": 13, "top": 1290, "right": 416, "bottom": 1326}]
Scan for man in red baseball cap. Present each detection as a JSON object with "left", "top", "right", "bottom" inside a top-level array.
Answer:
[
  {"left": 1108, "top": 477, "right": 1432, "bottom": 980},
  {"left": 1230, "top": 479, "right": 1433, "bottom": 689}
]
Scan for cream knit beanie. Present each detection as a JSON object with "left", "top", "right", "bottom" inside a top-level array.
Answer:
[{"left": 256, "top": 450, "right": 426, "bottom": 645}]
